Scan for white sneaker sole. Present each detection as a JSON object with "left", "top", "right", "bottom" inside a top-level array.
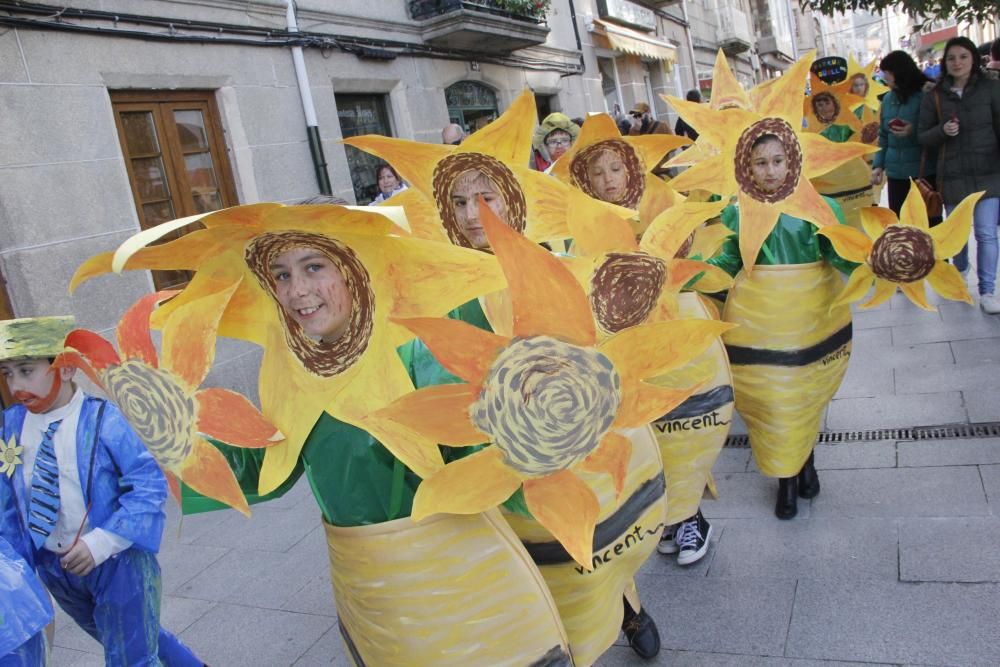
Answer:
[
  {"left": 657, "top": 539, "right": 679, "bottom": 555},
  {"left": 677, "top": 524, "right": 713, "bottom": 565}
]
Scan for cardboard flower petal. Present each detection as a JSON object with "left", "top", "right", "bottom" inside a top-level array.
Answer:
[
  {"left": 665, "top": 51, "right": 876, "bottom": 270},
  {"left": 71, "top": 204, "right": 507, "bottom": 495},
  {"left": 843, "top": 55, "right": 890, "bottom": 112},
  {"left": 708, "top": 49, "right": 752, "bottom": 111},
  {"left": 820, "top": 188, "right": 982, "bottom": 311},
  {"left": 371, "top": 201, "right": 728, "bottom": 569},
  {"left": 804, "top": 75, "right": 864, "bottom": 135},
  {"left": 55, "top": 290, "right": 283, "bottom": 516}
]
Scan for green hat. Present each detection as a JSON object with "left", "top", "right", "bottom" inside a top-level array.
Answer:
[{"left": 0, "top": 317, "right": 75, "bottom": 362}]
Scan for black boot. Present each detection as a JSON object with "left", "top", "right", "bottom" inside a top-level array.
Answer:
[
  {"left": 621, "top": 598, "right": 661, "bottom": 659},
  {"left": 775, "top": 477, "right": 798, "bottom": 520},
  {"left": 797, "top": 452, "right": 820, "bottom": 499}
]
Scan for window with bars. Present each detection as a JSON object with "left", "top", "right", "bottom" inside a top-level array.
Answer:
[{"left": 110, "top": 90, "right": 238, "bottom": 289}]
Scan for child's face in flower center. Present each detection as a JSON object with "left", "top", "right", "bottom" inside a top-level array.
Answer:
[
  {"left": 749, "top": 137, "right": 789, "bottom": 194},
  {"left": 271, "top": 247, "right": 352, "bottom": 342}
]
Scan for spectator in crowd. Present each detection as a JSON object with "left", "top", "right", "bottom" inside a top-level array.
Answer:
[
  {"left": 871, "top": 50, "right": 936, "bottom": 216},
  {"left": 923, "top": 57, "right": 941, "bottom": 81},
  {"left": 919, "top": 36, "right": 1000, "bottom": 314},
  {"left": 442, "top": 123, "right": 466, "bottom": 145},
  {"left": 984, "top": 38, "right": 1000, "bottom": 80},
  {"left": 674, "top": 90, "right": 702, "bottom": 140},
  {"left": 368, "top": 162, "right": 407, "bottom": 205},
  {"left": 626, "top": 102, "right": 673, "bottom": 135},
  {"left": 530, "top": 112, "right": 579, "bottom": 171}
]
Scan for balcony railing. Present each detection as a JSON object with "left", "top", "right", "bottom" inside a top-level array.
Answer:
[{"left": 410, "top": 0, "right": 547, "bottom": 24}]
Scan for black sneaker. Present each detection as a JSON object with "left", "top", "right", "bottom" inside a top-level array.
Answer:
[
  {"left": 676, "top": 509, "right": 712, "bottom": 566},
  {"left": 621, "top": 601, "right": 661, "bottom": 659},
  {"left": 657, "top": 523, "right": 679, "bottom": 554}
]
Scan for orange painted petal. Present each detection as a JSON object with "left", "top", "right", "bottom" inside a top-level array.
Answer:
[
  {"left": 180, "top": 436, "right": 251, "bottom": 517},
  {"left": 524, "top": 471, "right": 599, "bottom": 570},
  {"left": 567, "top": 189, "right": 637, "bottom": 256},
  {"left": 381, "top": 188, "right": 449, "bottom": 242},
  {"left": 195, "top": 387, "right": 283, "bottom": 448},
  {"left": 710, "top": 48, "right": 751, "bottom": 110},
  {"left": 116, "top": 291, "right": 175, "bottom": 367},
  {"left": 900, "top": 180, "right": 930, "bottom": 230},
  {"left": 163, "top": 468, "right": 182, "bottom": 506},
  {"left": 926, "top": 261, "right": 974, "bottom": 305},
  {"left": 412, "top": 447, "right": 523, "bottom": 520},
  {"left": 52, "top": 350, "right": 105, "bottom": 390},
  {"left": 615, "top": 380, "right": 705, "bottom": 428},
  {"left": 360, "top": 417, "right": 446, "bottom": 481},
  {"left": 641, "top": 200, "right": 727, "bottom": 259},
  {"left": 70, "top": 252, "right": 114, "bottom": 294},
  {"left": 929, "top": 191, "right": 982, "bottom": 258},
  {"left": 480, "top": 199, "right": 596, "bottom": 346},
  {"left": 579, "top": 431, "right": 631, "bottom": 498},
  {"left": 661, "top": 96, "right": 733, "bottom": 147},
  {"left": 831, "top": 263, "right": 874, "bottom": 309},
  {"left": 639, "top": 179, "right": 684, "bottom": 225},
  {"left": 800, "top": 133, "right": 876, "bottom": 179},
  {"left": 64, "top": 329, "right": 121, "bottom": 371},
  {"left": 461, "top": 89, "right": 535, "bottom": 166},
  {"left": 781, "top": 180, "right": 841, "bottom": 229},
  {"left": 860, "top": 278, "right": 897, "bottom": 309},
  {"left": 735, "top": 195, "right": 782, "bottom": 270},
  {"left": 601, "top": 318, "right": 732, "bottom": 381},
  {"left": 160, "top": 278, "right": 241, "bottom": 392},
  {"left": 898, "top": 280, "right": 935, "bottom": 311},
  {"left": 629, "top": 134, "right": 691, "bottom": 172},
  {"left": 664, "top": 259, "right": 714, "bottom": 292},
  {"left": 393, "top": 316, "right": 508, "bottom": 384},
  {"left": 342, "top": 135, "right": 452, "bottom": 197},
  {"left": 373, "top": 384, "right": 490, "bottom": 446},
  {"left": 817, "top": 225, "right": 871, "bottom": 264},
  {"left": 859, "top": 207, "right": 897, "bottom": 241},
  {"left": 688, "top": 222, "right": 735, "bottom": 259}
]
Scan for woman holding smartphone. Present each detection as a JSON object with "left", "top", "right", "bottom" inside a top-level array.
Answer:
[{"left": 871, "top": 50, "right": 935, "bottom": 215}]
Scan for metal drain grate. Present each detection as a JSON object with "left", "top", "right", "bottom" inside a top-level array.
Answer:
[{"left": 723, "top": 422, "right": 1000, "bottom": 449}]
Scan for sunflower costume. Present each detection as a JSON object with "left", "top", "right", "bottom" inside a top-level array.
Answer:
[{"left": 72, "top": 203, "right": 581, "bottom": 666}]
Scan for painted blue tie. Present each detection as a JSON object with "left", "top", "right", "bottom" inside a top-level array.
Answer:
[{"left": 28, "top": 419, "right": 63, "bottom": 549}]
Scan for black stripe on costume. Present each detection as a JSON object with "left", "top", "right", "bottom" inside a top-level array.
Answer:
[
  {"left": 657, "top": 385, "right": 734, "bottom": 421},
  {"left": 523, "top": 473, "right": 665, "bottom": 566},
  {"left": 338, "top": 619, "right": 366, "bottom": 667},
  {"left": 528, "top": 646, "right": 575, "bottom": 667},
  {"left": 820, "top": 185, "right": 872, "bottom": 199},
  {"left": 726, "top": 324, "right": 852, "bottom": 367}
]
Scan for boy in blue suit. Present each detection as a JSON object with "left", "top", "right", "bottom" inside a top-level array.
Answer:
[{"left": 0, "top": 316, "right": 201, "bottom": 666}]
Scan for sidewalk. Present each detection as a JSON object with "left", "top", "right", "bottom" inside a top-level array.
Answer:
[{"left": 50, "top": 289, "right": 1000, "bottom": 666}]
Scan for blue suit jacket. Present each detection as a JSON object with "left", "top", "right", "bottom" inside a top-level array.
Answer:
[{"left": 0, "top": 396, "right": 167, "bottom": 567}]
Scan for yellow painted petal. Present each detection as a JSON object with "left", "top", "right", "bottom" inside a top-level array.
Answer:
[
  {"left": 669, "top": 154, "right": 733, "bottom": 198},
  {"left": 831, "top": 263, "right": 875, "bottom": 309},
  {"left": 899, "top": 280, "right": 935, "bottom": 311},
  {"left": 579, "top": 431, "right": 631, "bottom": 498},
  {"left": 681, "top": 262, "right": 734, "bottom": 293},
  {"left": 461, "top": 89, "right": 536, "bottom": 166},
  {"left": 480, "top": 199, "right": 596, "bottom": 346},
  {"left": 926, "top": 261, "right": 974, "bottom": 304},
  {"left": 900, "top": 180, "right": 930, "bottom": 230},
  {"left": 664, "top": 259, "right": 714, "bottom": 293},
  {"left": 759, "top": 51, "right": 815, "bottom": 122},
  {"left": 394, "top": 316, "right": 508, "bottom": 384},
  {"left": 628, "top": 134, "right": 692, "bottom": 172},
  {"left": 735, "top": 195, "right": 782, "bottom": 270},
  {"left": 709, "top": 48, "right": 751, "bottom": 110},
  {"left": 781, "top": 178, "right": 841, "bottom": 229},
  {"left": 861, "top": 278, "right": 897, "bottom": 309},
  {"left": 615, "top": 380, "right": 706, "bottom": 428},
  {"left": 161, "top": 276, "right": 241, "bottom": 392},
  {"left": 929, "top": 191, "right": 982, "bottom": 258},
  {"left": 566, "top": 189, "right": 638, "bottom": 256},
  {"left": 640, "top": 200, "right": 728, "bottom": 260},
  {"left": 379, "top": 188, "right": 449, "bottom": 242},
  {"left": 817, "top": 225, "right": 872, "bottom": 264},
  {"left": 859, "top": 206, "right": 898, "bottom": 241},
  {"left": 600, "top": 318, "right": 733, "bottom": 381},
  {"left": 112, "top": 212, "right": 214, "bottom": 273},
  {"left": 372, "top": 384, "right": 490, "bottom": 446},
  {"left": 688, "top": 222, "right": 735, "bottom": 259},
  {"left": 638, "top": 179, "right": 684, "bottom": 228},
  {"left": 412, "top": 447, "right": 523, "bottom": 520},
  {"left": 342, "top": 135, "right": 453, "bottom": 197},
  {"left": 800, "top": 133, "right": 877, "bottom": 179},
  {"left": 524, "top": 471, "right": 599, "bottom": 570},
  {"left": 361, "top": 417, "right": 446, "bottom": 481},
  {"left": 661, "top": 96, "right": 738, "bottom": 147},
  {"left": 70, "top": 252, "right": 114, "bottom": 294}
]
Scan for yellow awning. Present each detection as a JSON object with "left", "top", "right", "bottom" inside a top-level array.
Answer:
[{"left": 593, "top": 19, "right": 677, "bottom": 63}]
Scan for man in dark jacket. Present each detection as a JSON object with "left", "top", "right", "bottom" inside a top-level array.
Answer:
[
  {"left": 626, "top": 102, "right": 673, "bottom": 135},
  {"left": 674, "top": 90, "right": 702, "bottom": 140}
]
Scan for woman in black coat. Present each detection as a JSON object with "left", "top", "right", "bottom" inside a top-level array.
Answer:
[{"left": 918, "top": 36, "right": 1000, "bottom": 314}]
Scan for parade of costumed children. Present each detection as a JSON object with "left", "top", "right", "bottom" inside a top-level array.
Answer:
[{"left": 1, "top": 49, "right": 986, "bottom": 667}]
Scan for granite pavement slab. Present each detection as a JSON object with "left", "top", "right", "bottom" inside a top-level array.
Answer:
[{"left": 899, "top": 516, "right": 1000, "bottom": 583}]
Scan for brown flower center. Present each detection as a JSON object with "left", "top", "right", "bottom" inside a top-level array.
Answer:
[
  {"left": 861, "top": 122, "right": 879, "bottom": 145},
  {"left": 589, "top": 252, "right": 667, "bottom": 334},
  {"left": 432, "top": 152, "right": 527, "bottom": 248},
  {"left": 869, "top": 225, "right": 936, "bottom": 283}
]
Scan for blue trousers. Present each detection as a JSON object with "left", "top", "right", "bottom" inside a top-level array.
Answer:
[
  {"left": 950, "top": 197, "right": 1000, "bottom": 296},
  {"left": 36, "top": 548, "right": 201, "bottom": 667}
]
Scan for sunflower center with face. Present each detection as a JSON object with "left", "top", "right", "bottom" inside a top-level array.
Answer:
[
  {"left": 570, "top": 140, "right": 645, "bottom": 209},
  {"left": 470, "top": 336, "right": 622, "bottom": 477},
  {"left": 247, "top": 232, "right": 375, "bottom": 378},
  {"left": 104, "top": 360, "right": 196, "bottom": 469},
  {"left": 589, "top": 252, "right": 667, "bottom": 334},
  {"left": 811, "top": 92, "right": 840, "bottom": 124},
  {"left": 869, "top": 225, "right": 936, "bottom": 283},
  {"left": 432, "top": 152, "right": 527, "bottom": 249},
  {"left": 734, "top": 119, "right": 803, "bottom": 204}
]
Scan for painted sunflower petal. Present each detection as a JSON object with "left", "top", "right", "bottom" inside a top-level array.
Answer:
[
  {"left": 859, "top": 206, "right": 897, "bottom": 241},
  {"left": 461, "top": 89, "right": 536, "bottom": 166},
  {"left": 817, "top": 225, "right": 871, "bottom": 263},
  {"left": 195, "top": 387, "right": 283, "bottom": 448},
  {"left": 524, "top": 471, "right": 599, "bottom": 571},
  {"left": 117, "top": 291, "right": 175, "bottom": 367},
  {"left": 567, "top": 189, "right": 637, "bottom": 255},
  {"left": 831, "top": 263, "right": 875, "bottom": 309},
  {"left": 112, "top": 213, "right": 216, "bottom": 274},
  {"left": 900, "top": 180, "right": 931, "bottom": 230},
  {"left": 781, "top": 177, "right": 841, "bottom": 229},
  {"left": 929, "top": 191, "right": 982, "bottom": 258},
  {"left": 800, "top": 133, "right": 876, "bottom": 179},
  {"left": 615, "top": 379, "right": 708, "bottom": 428},
  {"left": 550, "top": 113, "right": 619, "bottom": 183},
  {"left": 64, "top": 329, "right": 121, "bottom": 371},
  {"left": 709, "top": 48, "right": 751, "bottom": 110},
  {"left": 361, "top": 417, "right": 447, "bottom": 481},
  {"left": 680, "top": 262, "right": 734, "bottom": 293},
  {"left": 342, "top": 135, "right": 453, "bottom": 197},
  {"left": 480, "top": 199, "right": 596, "bottom": 346},
  {"left": 688, "top": 222, "right": 736, "bottom": 259},
  {"left": 52, "top": 350, "right": 105, "bottom": 390},
  {"left": 378, "top": 188, "right": 449, "bottom": 242},
  {"left": 579, "top": 431, "right": 631, "bottom": 499},
  {"left": 669, "top": 154, "right": 732, "bottom": 197},
  {"left": 600, "top": 319, "right": 733, "bottom": 381},
  {"left": 395, "top": 316, "right": 508, "bottom": 383},
  {"left": 759, "top": 51, "right": 815, "bottom": 122},
  {"left": 926, "top": 260, "right": 974, "bottom": 305},
  {"left": 629, "top": 134, "right": 692, "bottom": 172},
  {"left": 412, "top": 447, "right": 523, "bottom": 520},
  {"left": 70, "top": 252, "right": 114, "bottom": 294},
  {"left": 372, "top": 384, "right": 490, "bottom": 446},
  {"left": 161, "top": 277, "right": 241, "bottom": 393},
  {"left": 860, "top": 278, "right": 897, "bottom": 309},
  {"left": 641, "top": 200, "right": 728, "bottom": 259},
  {"left": 899, "top": 280, "right": 935, "bottom": 311},
  {"left": 180, "top": 436, "right": 251, "bottom": 517},
  {"left": 734, "top": 195, "right": 782, "bottom": 270}
]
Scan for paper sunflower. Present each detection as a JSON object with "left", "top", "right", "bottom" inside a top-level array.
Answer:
[
  {"left": 708, "top": 49, "right": 752, "bottom": 111},
  {"left": 370, "top": 201, "right": 730, "bottom": 569},
  {"left": 549, "top": 113, "right": 690, "bottom": 234},
  {"left": 70, "top": 203, "right": 506, "bottom": 494},
  {"left": 344, "top": 90, "right": 582, "bottom": 248},
  {"left": 663, "top": 51, "right": 876, "bottom": 269},
  {"left": 819, "top": 187, "right": 983, "bottom": 311},
  {"left": 804, "top": 74, "right": 864, "bottom": 135},
  {"left": 843, "top": 55, "right": 890, "bottom": 112},
  {"left": 0, "top": 436, "right": 22, "bottom": 479},
  {"left": 56, "top": 291, "right": 282, "bottom": 515}
]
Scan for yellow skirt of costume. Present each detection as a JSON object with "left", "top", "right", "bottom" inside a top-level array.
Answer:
[
  {"left": 504, "top": 425, "right": 666, "bottom": 667},
  {"left": 324, "top": 510, "right": 573, "bottom": 667},
  {"left": 810, "top": 157, "right": 875, "bottom": 231},
  {"left": 649, "top": 292, "right": 734, "bottom": 524},
  {"left": 722, "top": 262, "right": 851, "bottom": 478}
]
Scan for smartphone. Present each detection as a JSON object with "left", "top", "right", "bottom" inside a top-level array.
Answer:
[
  {"left": 888, "top": 118, "right": 906, "bottom": 129},
  {"left": 950, "top": 112, "right": 959, "bottom": 124}
]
